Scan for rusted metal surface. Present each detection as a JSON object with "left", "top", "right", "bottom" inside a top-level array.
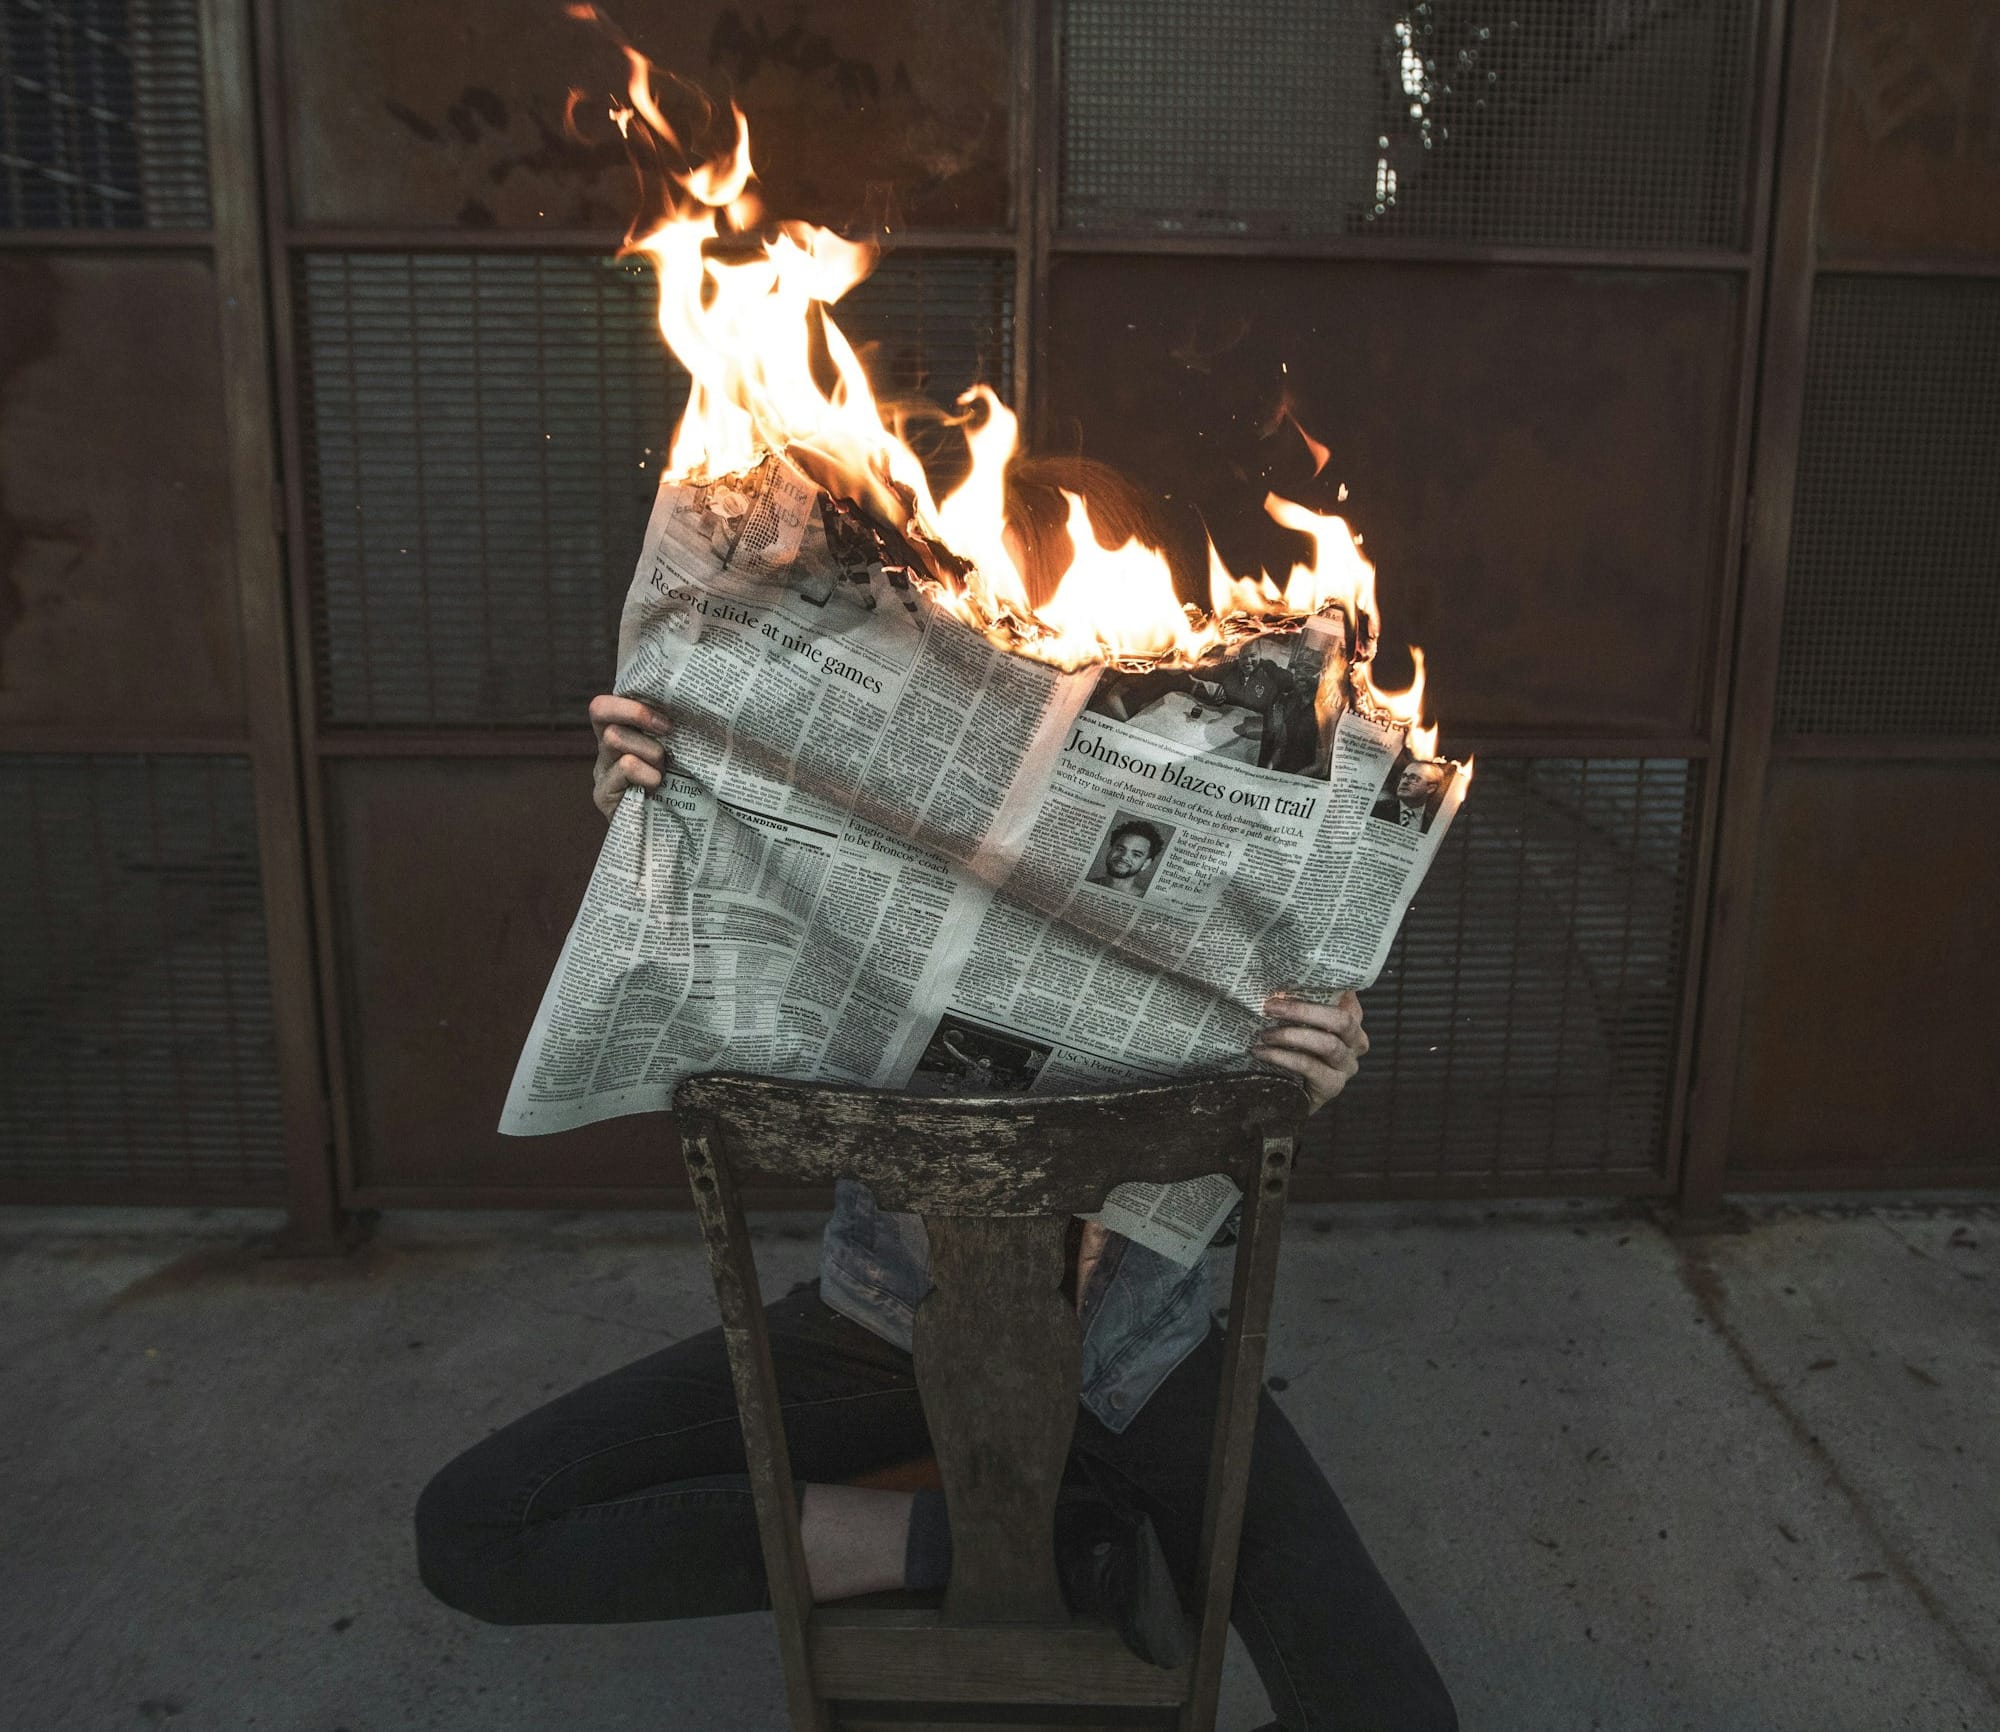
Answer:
[
  {"left": 1053, "top": 232, "right": 1756, "bottom": 268},
  {"left": 276, "top": 0, "right": 1013, "bottom": 232},
  {"left": 1663, "top": 0, "right": 1796, "bottom": 1200},
  {"left": 1042, "top": 258, "right": 1742, "bottom": 735},
  {"left": 1819, "top": 0, "right": 2000, "bottom": 261},
  {"left": 1682, "top": 0, "right": 1842, "bottom": 1213},
  {"left": 0, "top": 255, "right": 244, "bottom": 738},
  {"left": 201, "top": 0, "right": 343, "bottom": 1246},
  {"left": 1729, "top": 761, "right": 2000, "bottom": 1175},
  {"left": 326, "top": 757, "right": 665, "bottom": 1191}
]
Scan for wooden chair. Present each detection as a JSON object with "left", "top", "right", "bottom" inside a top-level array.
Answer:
[{"left": 674, "top": 1072, "right": 1307, "bottom": 1732}]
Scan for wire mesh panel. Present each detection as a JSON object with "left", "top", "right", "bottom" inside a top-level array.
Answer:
[
  {"left": 0, "top": 755, "right": 284, "bottom": 1195},
  {"left": 0, "top": 0, "right": 210, "bottom": 228},
  {"left": 300, "top": 250, "right": 1014, "bottom": 729},
  {"left": 1775, "top": 276, "right": 2000, "bottom": 738},
  {"left": 837, "top": 254, "right": 1015, "bottom": 410},
  {"left": 1308, "top": 757, "right": 1698, "bottom": 1182},
  {"left": 299, "top": 253, "right": 676, "bottom": 729},
  {"left": 1059, "top": 0, "right": 1758, "bottom": 248}
]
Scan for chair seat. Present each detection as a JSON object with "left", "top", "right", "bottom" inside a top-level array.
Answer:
[{"left": 810, "top": 1605, "right": 1193, "bottom": 1708}]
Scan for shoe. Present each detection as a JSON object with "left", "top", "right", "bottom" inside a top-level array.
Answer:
[{"left": 1053, "top": 1493, "right": 1191, "bottom": 1669}]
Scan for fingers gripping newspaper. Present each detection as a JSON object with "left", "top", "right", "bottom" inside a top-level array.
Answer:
[{"left": 502, "top": 458, "right": 1468, "bottom": 1266}]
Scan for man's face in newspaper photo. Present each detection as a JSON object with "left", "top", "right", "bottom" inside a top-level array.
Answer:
[
  {"left": 1396, "top": 761, "right": 1439, "bottom": 805},
  {"left": 1106, "top": 827, "right": 1157, "bottom": 881}
]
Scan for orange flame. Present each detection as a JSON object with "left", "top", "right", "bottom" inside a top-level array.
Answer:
[{"left": 589, "top": 38, "right": 1446, "bottom": 758}]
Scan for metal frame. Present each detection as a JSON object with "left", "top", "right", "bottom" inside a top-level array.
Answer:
[
  {"left": 1682, "top": 0, "right": 1843, "bottom": 1214},
  {"left": 196, "top": 0, "right": 345, "bottom": 1248},
  {"left": 1661, "top": 0, "right": 1802, "bottom": 1208},
  {"left": 252, "top": 0, "right": 367, "bottom": 1217}
]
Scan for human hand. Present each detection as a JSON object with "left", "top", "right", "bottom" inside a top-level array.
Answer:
[
  {"left": 589, "top": 694, "right": 672, "bottom": 818},
  {"left": 1074, "top": 1219, "right": 1111, "bottom": 1315},
  {"left": 1252, "top": 990, "right": 1368, "bottom": 1114}
]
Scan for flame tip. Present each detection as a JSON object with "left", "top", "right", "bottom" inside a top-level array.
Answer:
[{"left": 623, "top": 76, "right": 1436, "bottom": 709}]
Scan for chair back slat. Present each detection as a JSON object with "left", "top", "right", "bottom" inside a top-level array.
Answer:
[
  {"left": 915, "top": 1215, "right": 1078, "bottom": 1624},
  {"left": 675, "top": 1073, "right": 1301, "bottom": 1214}
]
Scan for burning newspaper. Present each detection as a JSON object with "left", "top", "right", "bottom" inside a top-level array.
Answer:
[
  {"left": 499, "top": 45, "right": 1469, "bottom": 1266},
  {"left": 501, "top": 459, "right": 1467, "bottom": 1263}
]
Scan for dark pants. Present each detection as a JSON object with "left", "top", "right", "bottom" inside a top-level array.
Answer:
[{"left": 416, "top": 1282, "right": 1456, "bottom": 1732}]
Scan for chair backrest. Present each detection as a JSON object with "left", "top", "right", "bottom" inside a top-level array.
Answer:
[{"left": 674, "top": 1073, "right": 1307, "bottom": 1732}]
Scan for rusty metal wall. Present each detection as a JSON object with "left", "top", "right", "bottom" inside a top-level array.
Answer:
[
  {"left": 0, "top": 255, "right": 244, "bottom": 735},
  {"left": 7, "top": 0, "right": 1990, "bottom": 1217},
  {"left": 257, "top": 0, "right": 1024, "bottom": 1205},
  {"left": 1, "top": 0, "right": 212, "bottom": 229},
  {"left": 1729, "top": 761, "right": 2000, "bottom": 1179},
  {"left": 276, "top": 0, "right": 1014, "bottom": 234},
  {"left": 1817, "top": 0, "right": 2000, "bottom": 261},
  {"left": 324, "top": 757, "right": 665, "bottom": 1197},
  {"left": 1040, "top": 0, "right": 1771, "bottom": 1197},
  {"left": 1041, "top": 259, "right": 1742, "bottom": 736},
  {"left": 1689, "top": 0, "right": 2000, "bottom": 1198},
  {"left": 249, "top": 0, "right": 1776, "bottom": 1207},
  {"left": 0, "top": 0, "right": 324, "bottom": 1221}
]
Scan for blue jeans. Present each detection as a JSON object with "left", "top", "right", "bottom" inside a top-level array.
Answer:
[{"left": 416, "top": 1282, "right": 1456, "bottom": 1732}]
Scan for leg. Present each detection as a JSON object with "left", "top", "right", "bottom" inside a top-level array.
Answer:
[
  {"left": 1073, "top": 1326, "right": 1457, "bottom": 1732},
  {"left": 415, "top": 1283, "right": 931, "bottom": 1624}
]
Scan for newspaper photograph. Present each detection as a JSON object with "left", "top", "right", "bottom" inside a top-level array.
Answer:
[{"left": 502, "top": 458, "right": 1468, "bottom": 1266}]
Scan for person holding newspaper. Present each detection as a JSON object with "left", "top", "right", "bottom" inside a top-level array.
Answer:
[{"left": 418, "top": 473, "right": 1457, "bottom": 1732}]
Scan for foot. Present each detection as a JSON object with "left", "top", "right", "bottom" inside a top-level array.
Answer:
[{"left": 1053, "top": 1494, "right": 1190, "bottom": 1669}]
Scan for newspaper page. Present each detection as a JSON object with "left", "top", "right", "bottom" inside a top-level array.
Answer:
[{"left": 502, "top": 461, "right": 1467, "bottom": 1266}]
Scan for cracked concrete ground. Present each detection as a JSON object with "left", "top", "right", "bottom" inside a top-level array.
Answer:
[{"left": 2, "top": 1197, "right": 1996, "bottom": 1732}]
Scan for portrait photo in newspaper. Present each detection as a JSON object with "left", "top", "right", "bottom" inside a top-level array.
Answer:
[
  {"left": 1083, "top": 811, "right": 1175, "bottom": 899},
  {"left": 1369, "top": 748, "right": 1452, "bottom": 837}
]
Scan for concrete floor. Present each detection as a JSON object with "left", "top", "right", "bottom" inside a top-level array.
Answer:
[{"left": 3, "top": 1196, "right": 1996, "bottom": 1732}]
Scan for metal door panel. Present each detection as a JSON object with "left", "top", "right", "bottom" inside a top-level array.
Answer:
[
  {"left": 278, "top": 0, "right": 1014, "bottom": 231},
  {"left": 0, "top": 256, "right": 244, "bottom": 736},
  {"left": 1044, "top": 258, "right": 1741, "bottom": 735},
  {"left": 327, "top": 755, "right": 673, "bottom": 1194},
  {"left": 1820, "top": 0, "right": 2000, "bottom": 261},
  {"left": 1729, "top": 759, "right": 2000, "bottom": 1176}
]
